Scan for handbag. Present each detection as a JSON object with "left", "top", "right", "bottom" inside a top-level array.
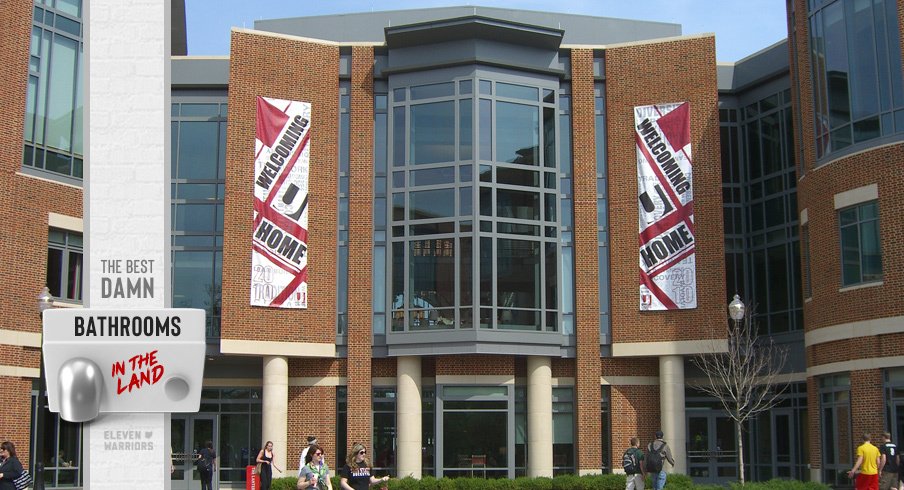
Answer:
[
  {"left": 255, "top": 462, "right": 262, "bottom": 475},
  {"left": 13, "top": 470, "right": 32, "bottom": 490}
]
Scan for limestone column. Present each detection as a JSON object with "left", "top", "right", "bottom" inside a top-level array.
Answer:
[
  {"left": 262, "top": 355, "right": 289, "bottom": 472},
  {"left": 527, "top": 356, "right": 553, "bottom": 477},
  {"left": 659, "top": 355, "right": 686, "bottom": 475},
  {"left": 397, "top": 356, "right": 422, "bottom": 478}
]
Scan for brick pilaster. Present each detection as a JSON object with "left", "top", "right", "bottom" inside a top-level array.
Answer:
[
  {"left": 345, "top": 45, "right": 375, "bottom": 449},
  {"left": 570, "top": 48, "right": 603, "bottom": 473}
]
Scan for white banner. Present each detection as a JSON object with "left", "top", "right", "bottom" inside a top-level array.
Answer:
[
  {"left": 251, "top": 97, "right": 310, "bottom": 308},
  {"left": 635, "top": 102, "right": 697, "bottom": 310}
]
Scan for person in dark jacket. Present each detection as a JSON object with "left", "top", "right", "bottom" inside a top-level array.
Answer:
[
  {"left": 198, "top": 440, "right": 217, "bottom": 490},
  {"left": 0, "top": 441, "right": 24, "bottom": 490}
]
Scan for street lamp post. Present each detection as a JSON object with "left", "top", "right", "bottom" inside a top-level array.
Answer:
[
  {"left": 34, "top": 286, "right": 54, "bottom": 490},
  {"left": 727, "top": 294, "right": 745, "bottom": 325}
]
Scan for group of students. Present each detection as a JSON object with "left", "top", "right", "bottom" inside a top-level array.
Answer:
[
  {"left": 254, "top": 436, "right": 390, "bottom": 490},
  {"left": 621, "top": 431, "right": 676, "bottom": 490},
  {"left": 848, "top": 432, "right": 903, "bottom": 490}
]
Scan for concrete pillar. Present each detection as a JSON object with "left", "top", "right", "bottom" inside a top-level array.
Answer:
[
  {"left": 659, "top": 355, "right": 686, "bottom": 475},
  {"left": 262, "top": 356, "right": 289, "bottom": 472},
  {"left": 397, "top": 356, "right": 422, "bottom": 479},
  {"left": 527, "top": 356, "right": 553, "bottom": 477}
]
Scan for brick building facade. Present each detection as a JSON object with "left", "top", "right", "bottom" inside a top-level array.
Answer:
[{"left": 1, "top": 2, "right": 904, "bottom": 488}]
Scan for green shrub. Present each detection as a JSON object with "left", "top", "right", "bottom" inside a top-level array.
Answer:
[
  {"left": 272, "top": 473, "right": 828, "bottom": 490},
  {"left": 728, "top": 480, "right": 831, "bottom": 490},
  {"left": 272, "top": 476, "right": 299, "bottom": 490}
]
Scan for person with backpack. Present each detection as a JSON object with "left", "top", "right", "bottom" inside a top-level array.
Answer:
[
  {"left": 622, "top": 437, "right": 646, "bottom": 490},
  {"left": 646, "top": 431, "right": 675, "bottom": 490},
  {"left": 879, "top": 431, "right": 899, "bottom": 490},
  {"left": 196, "top": 440, "right": 216, "bottom": 490}
]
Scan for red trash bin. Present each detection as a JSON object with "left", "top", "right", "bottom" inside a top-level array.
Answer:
[{"left": 246, "top": 465, "right": 260, "bottom": 490}]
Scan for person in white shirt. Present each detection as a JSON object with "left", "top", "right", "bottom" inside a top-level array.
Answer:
[{"left": 298, "top": 436, "right": 317, "bottom": 477}]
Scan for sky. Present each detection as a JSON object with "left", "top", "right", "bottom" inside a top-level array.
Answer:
[{"left": 184, "top": 0, "right": 789, "bottom": 63}]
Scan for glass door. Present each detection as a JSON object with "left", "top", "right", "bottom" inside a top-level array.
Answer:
[
  {"left": 772, "top": 409, "right": 795, "bottom": 479},
  {"left": 686, "top": 412, "right": 738, "bottom": 485},
  {"left": 172, "top": 415, "right": 217, "bottom": 490}
]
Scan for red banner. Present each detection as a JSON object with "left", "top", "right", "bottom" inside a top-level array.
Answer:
[
  {"left": 635, "top": 102, "right": 697, "bottom": 310},
  {"left": 251, "top": 96, "right": 310, "bottom": 308}
]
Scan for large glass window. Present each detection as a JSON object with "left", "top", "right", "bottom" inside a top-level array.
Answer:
[
  {"left": 552, "top": 387, "right": 574, "bottom": 475},
  {"left": 191, "top": 388, "right": 263, "bottom": 484},
  {"left": 373, "top": 388, "right": 397, "bottom": 472},
  {"left": 808, "top": 0, "right": 904, "bottom": 158},
  {"left": 338, "top": 77, "right": 350, "bottom": 334},
  {"left": 839, "top": 200, "right": 882, "bottom": 286},
  {"left": 594, "top": 78, "right": 610, "bottom": 343},
  {"left": 733, "top": 91, "right": 802, "bottom": 334},
  {"left": 46, "top": 228, "right": 82, "bottom": 302},
  {"left": 32, "top": 392, "right": 82, "bottom": 488},
  {"left": 440, "top": 386, "right": 510, "bottom": 478},
  {"left": 171, "top": 99, "right": 226, "bottom": 337},
  {"left": 819, "top": 374, "right": 852, "bottom": 487},
  {"left": 24, "top": 0, "right": 84, "bottom": 180},
  {"left": 601, "top": 387, "right": 611, "bottom": 473},
  {"left": 388, "top": 75, "right": 561, "bottom": 333}
]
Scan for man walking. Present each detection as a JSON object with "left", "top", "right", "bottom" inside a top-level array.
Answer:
[
  {"left": 646, "top": 431, "right": 675, "bottom": 490},
  {"left": 848, "top": 433, "right": 881, "bottom": 490},
  {"left": 623, "top": 437, "right": 645, "bottom": 490},
  {"left": 879, "top": 432, "right": 899, "bottom": 490},
  {"left": 298, "top": 436, "right": 317, "bottom": 478}
]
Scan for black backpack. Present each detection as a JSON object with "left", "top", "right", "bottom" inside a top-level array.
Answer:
[
  {"left": 622, "top": 448, "right": 638, "bottom": 474},
  {"left": 196, "top": 454, "right": 211, "bottom": 472},
  {"left": 645, "top": 441, "right": 664, "bottom": 473}
]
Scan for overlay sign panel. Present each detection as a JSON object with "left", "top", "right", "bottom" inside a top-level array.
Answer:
[
  {"left": 252, "top": 96, "right": 311, "bottom": 308},
  {"left": 635, "top": 102, "right": 697, "bottom": 310}
]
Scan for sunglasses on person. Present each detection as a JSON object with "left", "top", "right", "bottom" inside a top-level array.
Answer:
[
  {"left": 357, "top": 450, "right": 366, "bottom": 455},
  {"left": 314, "top": 452, "right": 323, "bottom": 456}
]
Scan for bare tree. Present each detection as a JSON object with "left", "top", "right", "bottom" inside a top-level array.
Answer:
[{"left": 691, "top": 298, "right": 790, "bottom": 486}]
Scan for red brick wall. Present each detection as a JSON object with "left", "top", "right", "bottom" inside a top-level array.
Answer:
[
  {"left": 435, "top": 355, "right": 514, "bottom": 376},
  {"left": 0, "top": 378, "right": 34, "bottom": 466},
  {"left": 611, "top": 385, "right": 660, "bottom": 471},
  {"left": 604, "top": 36, "right": 725, "bottom": 344},
  {"left": 0, "top": 0, "right": 83, "bottom": 468},
  {"left": 288, "top": 385, "right": 337, "bottom": 469},
  {"left": 603, "top": 358, "right": 659, "bottom": 470},
  {"left": 791, "top": 0, "right": 904, "bottom": 475},
  {"left": 222, "top": 31, "right": 339, "bottom": 343},
  {"left": 372, "top": 358, "right": 396, "bottom": 378},
  {"left": 806, "top": 376, "right": 820, "bottom": 470},
  {"left": 808, "top": 333, "right": 904, "bottom": 367},
  {"left": 570, "top": 48, "right": 603, "bottom": 474},
  {"left": 798, "top": 146, "right": 904, "bottom": 334},
  {"left": 849, "top": 369, "right": 885, "bottom": 452},
  {"left": 346, "top": 45, "right": 375, "bottom": 448},
  {"left": 551, "top": 357, "right": 576, "bottom": 378}
]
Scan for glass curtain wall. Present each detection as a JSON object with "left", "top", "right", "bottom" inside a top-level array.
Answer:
[
  {"left": 388, "top": 72, "right": 561, "bottom": 333},
  {"left": 740, "top": 90, "right": 802, "bottom": 334},
  {"left": 171, "top": 99, "right": 226, "bottom": 338},
  {"left": 24, "top": 0, "right": 84, "bottom": 180},
  {"left": 807, "top": 0, "right": 904, "bottom": 158},
  {"left": 195, "top": 388, "right": 263, "bottom": 484}
]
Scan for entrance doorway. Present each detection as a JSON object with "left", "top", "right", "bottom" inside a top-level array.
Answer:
[
  {"left": 686, "top": 411, "right": 738, "bottom": 485},
  {"left": 172, "top": 415, "right": 217, "bottom": 490}
]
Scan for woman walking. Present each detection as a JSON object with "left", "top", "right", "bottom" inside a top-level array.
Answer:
[
  {"left": 256, "top": 440, "right": 282, "bottom": 490},
  {"left": 339, "top": 443, "right": 389, "bottom": 490},
  {"left": 298, "top": 444, "right": 333, "bottom": 490},
  {"left": 0, "top": 441, "right": 24, "bottom": 490}
]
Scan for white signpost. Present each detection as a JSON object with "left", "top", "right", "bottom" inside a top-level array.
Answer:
[{"left": 38, "top": 1, "right": 206, "bottom": 489}]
